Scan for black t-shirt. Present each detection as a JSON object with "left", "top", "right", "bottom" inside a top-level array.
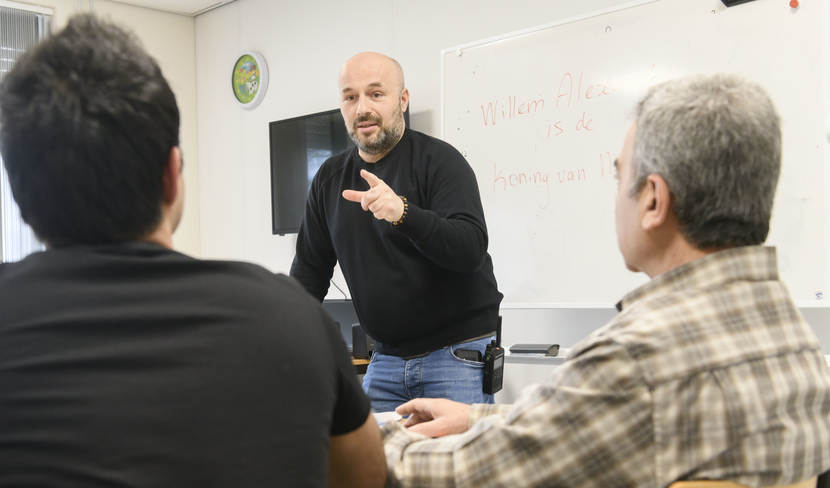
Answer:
[
  {"left": 0, "top": 242, "right": 369, "bottom": 487},
  {"left": 291, "top": 129, "right": 503, "bottom": 357}
]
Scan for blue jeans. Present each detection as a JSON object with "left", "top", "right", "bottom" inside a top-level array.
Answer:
[{"left": 362, "top": 336, "right": 495, "bottom": 412}]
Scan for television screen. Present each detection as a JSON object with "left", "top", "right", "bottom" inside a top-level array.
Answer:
[
  {"left": 269, "top": 106, "right": 410, "bottom": 235},
  {"left": 269, "top": 109, "right": 353, "bottom": 235}
]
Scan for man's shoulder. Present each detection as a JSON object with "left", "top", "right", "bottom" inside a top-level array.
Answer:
[
  {"left": 588, "top": 279, "right": 817, "bottom": 385},
  {"left": 192, "top": 258, "right": 316, "bottom": 306},
  {"left": 403, "top": 129, "right": 474, "bottom": 181},
  {"left": 0, "top": 248, "right": 335, "bottom": 352},
  {"left": 131, "top": 257, "right": 339, "bottom": 355},
  {"left": 406, "top": 129, "right": 463, "bottom": 158}
]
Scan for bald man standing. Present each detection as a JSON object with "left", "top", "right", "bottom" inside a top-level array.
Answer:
[{"left": 291, "top": 52, "right": 503, "bottom": 412}]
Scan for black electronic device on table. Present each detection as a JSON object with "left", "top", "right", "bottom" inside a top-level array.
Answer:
[
  {"left": 721, "top": 0, "right": 757, "bottom": 6},
  {"left": 509, "top": 344, "right": 560, "bottom": 356}
]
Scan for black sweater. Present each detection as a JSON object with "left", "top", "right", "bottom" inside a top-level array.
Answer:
[{"left": 290, "top": 129, "right": 503, "bottom": 357}]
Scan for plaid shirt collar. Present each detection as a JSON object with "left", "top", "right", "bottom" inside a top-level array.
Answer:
[{"left": 616, "top": 245, "right": 779, "bottom": 312}]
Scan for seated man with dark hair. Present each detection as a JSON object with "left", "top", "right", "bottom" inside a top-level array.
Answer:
[
  {"left": 382, "top": 74, "right": 830, "bottom": 487},
  {"left": 0, "top": 14, "right": 385, "bottom": 487}
]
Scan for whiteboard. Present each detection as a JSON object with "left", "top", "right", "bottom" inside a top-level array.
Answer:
[{"left": 441, "top": 0, "right": 829, "bottom": 307}]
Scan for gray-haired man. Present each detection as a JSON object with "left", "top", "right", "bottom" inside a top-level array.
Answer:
[{"left": 381, "top": 74, "right": 830, "bottom": 487}]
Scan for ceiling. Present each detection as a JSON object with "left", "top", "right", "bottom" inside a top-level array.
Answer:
[{"left": 108, "top": 0, "right": 235, "bottom": 16}]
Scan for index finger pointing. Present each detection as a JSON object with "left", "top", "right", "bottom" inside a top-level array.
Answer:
[{"left": 360, "top": 169, "right": 382, "bottom": 188}]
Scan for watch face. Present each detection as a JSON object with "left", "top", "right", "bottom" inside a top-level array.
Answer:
[{"left": 232, "top": 52, "right": 268, "bottom": 108}]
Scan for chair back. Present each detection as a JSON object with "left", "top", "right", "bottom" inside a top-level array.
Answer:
[{"left": 669, "top": 477, "right": 816, "bottom": 488}]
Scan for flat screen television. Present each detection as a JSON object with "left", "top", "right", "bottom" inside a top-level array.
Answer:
[
  {"left": 269, "top": 106, "right": 409, "bottom": 235},
  {"left": 269, "top": 109, "right": 351, "bottom": 235}
]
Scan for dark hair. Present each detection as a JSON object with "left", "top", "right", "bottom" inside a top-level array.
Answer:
[
  {"left": 631, "top": 74, "right": 781, "bottom": 249},
  {"left": 0, "top": 13, "right": 180, "bottom": 247}
]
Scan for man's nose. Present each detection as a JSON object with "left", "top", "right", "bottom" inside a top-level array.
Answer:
[{"left": 355, "top": 95, "right": 371, "bottom": 118}]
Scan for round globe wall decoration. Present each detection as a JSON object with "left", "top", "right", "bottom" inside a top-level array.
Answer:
[{"left": 232, "top": 51, "right": 268, "bottom": 109}]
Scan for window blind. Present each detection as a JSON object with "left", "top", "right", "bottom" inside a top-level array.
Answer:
[{"left": 0, "top": 4, "right": 51, "bottom": 261}]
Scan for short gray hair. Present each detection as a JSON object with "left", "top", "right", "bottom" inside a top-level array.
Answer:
[{"left": 631, "top": 74, "right": 781, "bottom": 249}]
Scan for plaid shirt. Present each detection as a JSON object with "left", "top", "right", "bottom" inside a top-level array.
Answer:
[{"left": 382, "top": 246, "right": 830, "bottom": 487}]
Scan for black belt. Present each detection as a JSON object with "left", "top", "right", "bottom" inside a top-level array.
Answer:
[
  {"left": 399, "top": 350, "right": 431, "bottom": 361},
  {"left": 397, "top": 331, "right": 497, "bottom": 361}
]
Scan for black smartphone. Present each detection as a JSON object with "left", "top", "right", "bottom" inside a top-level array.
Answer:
[{"left": 455, "top": 348, "right": 482, "bottom": 362}]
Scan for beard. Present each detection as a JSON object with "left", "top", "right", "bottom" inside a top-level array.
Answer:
[{"left": 348, "top": 104, "right": 405, "bottom": 156}]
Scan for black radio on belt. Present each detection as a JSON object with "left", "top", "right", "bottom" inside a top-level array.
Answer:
[{"left": 483, "top": 316, "right": 504, "bottom": 395}]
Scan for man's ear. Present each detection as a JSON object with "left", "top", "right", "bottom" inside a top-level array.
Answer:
[
  {"left": 162, "top": 146, "right": 182, "bottom": 205},
  {"left": 640, "top": 173, "right": 672, "bottom": 231},
  {"left": 399, "top": 87, "right": 410, "bottom": 114}
]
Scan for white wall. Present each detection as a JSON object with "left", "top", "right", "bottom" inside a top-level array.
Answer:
[
  {"left": 194, "top": 0, "right": 830, "bottom": 400},
  {"left": 8, "top": 0, "right": 200, "bottom": 256}
]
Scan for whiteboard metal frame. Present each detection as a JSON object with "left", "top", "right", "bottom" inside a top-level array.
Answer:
[
  {"left": 501, "top": 302, "right": 615, "bottom": 310},
  {"left": 500, "top": 301, "right": 830, "bottom": 310},
  {"left": 823, "top": 0, "right": 830, "bottom": 310}
]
